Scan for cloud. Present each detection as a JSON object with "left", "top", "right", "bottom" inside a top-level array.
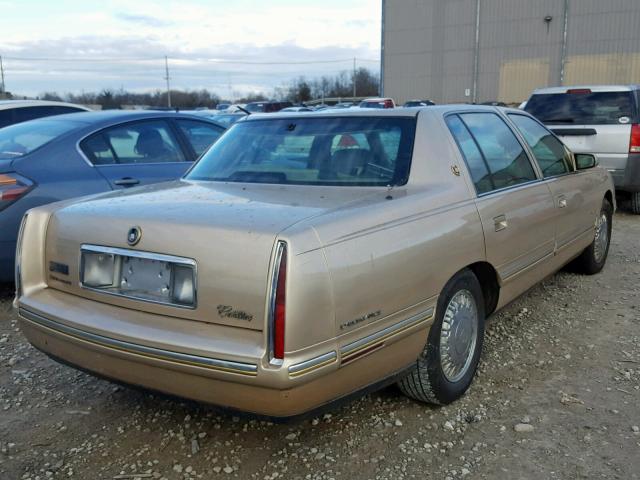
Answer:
[
  {"left": 114, "top": 12, "right": 173, "bottom": 28},
  {"left": 0, "top": 0, "right": 381, "bottom": 97}
]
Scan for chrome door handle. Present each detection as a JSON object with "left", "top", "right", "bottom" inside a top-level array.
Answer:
[
  {"left": 493, "top": 214, "right": 508, "bottom": 232},
  {"left": 557, "top": 195, "right": 567, "bottom": 208},
  {"left": 114, "top": 178, "right": 140, "bottom": 187}
]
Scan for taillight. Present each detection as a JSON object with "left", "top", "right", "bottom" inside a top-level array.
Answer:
[
  {"left": 0, "top": 173, "right": 33, "bottom": 210},
  {"left": 271, "top": 242, "right": 287, "bottom": 361},
  {"left": 630, "top": 124, "right": 640, "bottom": 153}
]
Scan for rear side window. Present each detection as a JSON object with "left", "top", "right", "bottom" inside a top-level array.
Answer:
[
  {"left": 445, "top": 115, "right": 491, "bottom": 194},
  {"left": 447, "top": 112, "right": 537, "bottom": 193},
  {"left": 525, "top": 91, "right": 635, "bottom": 125},
  {"left": 82, "top": 120, "right": 187, "bottom": 165},
  {"left": 0, "top": 118, "right": 80, "bottom": 160},
  {"left": 508, "top": 114, "right": 574, "bottom": 177},
  {"left": 176, "top": 119, "right": 224, "bottom": 157}
]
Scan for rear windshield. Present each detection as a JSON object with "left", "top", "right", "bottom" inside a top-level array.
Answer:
[
  {"left": 186, "top": 116, "right": 416, "bottom": 186},
  {"left": 0, "top": 118, "right": 80, "bottom": 159},
  {"left": 525, "top": 91, "right": 635, "bottom": 125}
]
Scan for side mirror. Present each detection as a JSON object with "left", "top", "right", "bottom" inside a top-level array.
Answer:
[{"left": 575, "top": 153, "right": 597, "bottom": 170}]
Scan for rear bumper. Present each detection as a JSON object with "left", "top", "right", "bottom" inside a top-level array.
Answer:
[
  {"left": 16, "top": 291, "right": 431, "bottom": 417},
  {"left": 609, "top": 153, "right": 640, "bottom": 192}
]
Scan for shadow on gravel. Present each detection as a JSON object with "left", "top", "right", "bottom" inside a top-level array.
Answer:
[{"left": 0, "top": 282, "right": 14, "bottom": 300}]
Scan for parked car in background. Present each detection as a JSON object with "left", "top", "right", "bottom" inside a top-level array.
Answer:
[
  {"left": 280, "top": 106, "right": 313, "bottom": 112},
  {"left": 15, "top": 106, "right": 613, "bottom": 417},
  {"left": 403, "top": 99, "right": 435, "bottom": 107},
  {"left": 480, "top": 101, "right": 507, "bottom": 107},
  {"left": 524, "top": 85, "right": 640, "bottom": 213},
  {"left": 245, "top": 101, "right": 293, "bottom": 113},
  {"left": 0, "top": 110, "right": 225, "bottom": 281},
  {"left": 330, "top": 102, "right": 355, "bottom": 109},
  {"left": 196, "top": 111, "right": 247, "bottom": 127},
  {"left": 359, "top": 97, "right": 395, "bottom": 109},
  {"left": 216, "top": 103, "right": 231, "bottom": 111},
  {"left": 0, "top": 100, "right": 90, "bottom": 129}
]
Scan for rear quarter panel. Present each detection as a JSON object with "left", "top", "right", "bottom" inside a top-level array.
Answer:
[{"left": 300, "top": 110, "right": 485, "bottom": 346}]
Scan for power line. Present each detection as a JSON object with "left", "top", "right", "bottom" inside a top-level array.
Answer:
[{"left": 2, "top": 55, "right": 380, "bottom": 65}]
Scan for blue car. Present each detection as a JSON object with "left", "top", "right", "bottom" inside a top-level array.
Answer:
[{"left": 0, "top": 110, "right": 226, "bottom": 281}]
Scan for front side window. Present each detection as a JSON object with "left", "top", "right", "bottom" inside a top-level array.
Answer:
[
  {"left": 176, "top": 119, "right": 224, "bottom": 157},
  {"left": 186, "top": 117, "right": 416, "bottom": 186},
  {"left": 458, "top": 113, "right": 537, "bottom": 192},
  {"left": 81, "top": 120, "right": 186, "bottom": 165},
  {"left": 508, "top": 114, "right": 573, "bottom": 177}
]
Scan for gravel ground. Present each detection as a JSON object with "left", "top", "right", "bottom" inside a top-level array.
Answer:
[{"left": 1, "top": 211, "right": 639, "bottom": 480}]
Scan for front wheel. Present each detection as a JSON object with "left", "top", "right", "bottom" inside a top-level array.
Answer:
[
  {"left": 573, "top": 198, "right": 613, "bottom": 275},
  {"left": 398, "top": 269, "right": 485, "bottom": 405}
]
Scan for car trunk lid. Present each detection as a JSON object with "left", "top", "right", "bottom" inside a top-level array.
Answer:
[{"left": 43, "top": 180, "right": 376, "bottom": 331}]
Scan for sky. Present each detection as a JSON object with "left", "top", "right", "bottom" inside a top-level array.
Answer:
[{"left": 0, "top": 0, "right": 382, "bottom": 99}]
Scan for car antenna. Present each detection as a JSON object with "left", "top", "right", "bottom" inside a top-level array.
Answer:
[
  {"left": 385, "top": 184, "right": 394, "bottom": 200},
  {"left": 235, "top": 105, "right": 251, "bottom": 115}
]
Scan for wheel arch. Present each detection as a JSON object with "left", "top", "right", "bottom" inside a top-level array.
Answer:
[
  {"left": 466, "top": 261, "right": 500, "bottom": 316},
  {"left": 604, "top": 189, "right": 614, "bottom": 210}
]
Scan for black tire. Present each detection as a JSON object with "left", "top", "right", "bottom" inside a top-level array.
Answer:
[
  {"left": 631, "top": 192, "right": 640, "bottom": 215},
  {"left": 398, "top": 269, "right": 485, "bottom": 405},
  {"left": 573, "top": 198, "right": 613, "bottom": 275}
]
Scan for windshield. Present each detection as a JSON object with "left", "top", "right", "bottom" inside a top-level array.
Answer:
[
  {"left": 186, "top": 116, "right": 416, "bottom": 186},
  {"left": 0, "top": 118, "right": 81, "bottom": 159},
  {"left": 525, "top": 91, "right": 635, "bottom": 125}
]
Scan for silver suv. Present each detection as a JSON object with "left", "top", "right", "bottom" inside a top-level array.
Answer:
[{"left": 524, "top": 85, "right": 640, "bottom": 213}]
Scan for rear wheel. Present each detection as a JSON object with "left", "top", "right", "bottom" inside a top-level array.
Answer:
[
  {"left": 631, "top": 192, "right": 640, "bottom": 215},
  {"left": 398, "top": 269, "right": 485, "bottom": 405},
  {"left": 573, "top": 198, "right": 613, "bottom": 274}
]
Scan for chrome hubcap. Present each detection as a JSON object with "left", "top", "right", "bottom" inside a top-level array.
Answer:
[
  {"left": 593, "top": 212, "right": 608, "bottom": 263},
  {"left": 439, "top": 289, "right": 478, "bottom": 383}
]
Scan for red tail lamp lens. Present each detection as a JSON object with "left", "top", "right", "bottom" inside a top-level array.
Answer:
[
  {"left": 273, "top": 246, "right": 287, "bottom": 360},
  {"left": 630, "top": 124, "right": 640, "bottom": 153}
]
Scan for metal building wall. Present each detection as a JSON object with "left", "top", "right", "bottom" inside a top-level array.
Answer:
[{"left": 382, "top": 0, "right": 640, "bottom": 105}]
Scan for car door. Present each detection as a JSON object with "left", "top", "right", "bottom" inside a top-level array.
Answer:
[
  {"left": 507, "top": 113, "right": 599, "bottom": 251},
  {"left": 80, "top": 119, "right": 191, "bottom": 189},
  {"left": 445, "top": 112, "right": 556, "bottom": 282}
]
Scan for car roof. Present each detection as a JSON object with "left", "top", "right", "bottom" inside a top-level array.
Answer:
[
  {"left": 242, "top": 104, "right": 518, "bottom": 121},
  {"left": 531, "top": 84, "right": 640, "bottom": 94},
  {"left": 0, "top": 99, "right": 91, "bottom": 111},
  {"left": 36, "top": 109, "right": 225, "bottom": 126}
]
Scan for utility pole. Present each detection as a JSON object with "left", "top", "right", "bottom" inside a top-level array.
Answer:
[
  {"left": 164, "top": 56, "right": 172, "bottom": 108},
  {"left": 352, "top": 57, "right": 357, "bottom": 99},
  {"left": 0, "top": 55, "right": 5, "bottom": 94}
]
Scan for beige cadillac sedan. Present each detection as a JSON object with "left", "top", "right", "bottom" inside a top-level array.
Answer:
[{"left": 15, "top": 106, "right": 614, "bottom": 417}]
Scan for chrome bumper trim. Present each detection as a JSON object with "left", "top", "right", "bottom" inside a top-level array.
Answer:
[
  {"left": 340, "top": 307, "right": 434, "bottom": 361},
  {"left": 288, "top": 351, "right": 337, "bottom": 377},
  {"left": 18, "top": 307, "right": 258, "bottom": 376}
]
